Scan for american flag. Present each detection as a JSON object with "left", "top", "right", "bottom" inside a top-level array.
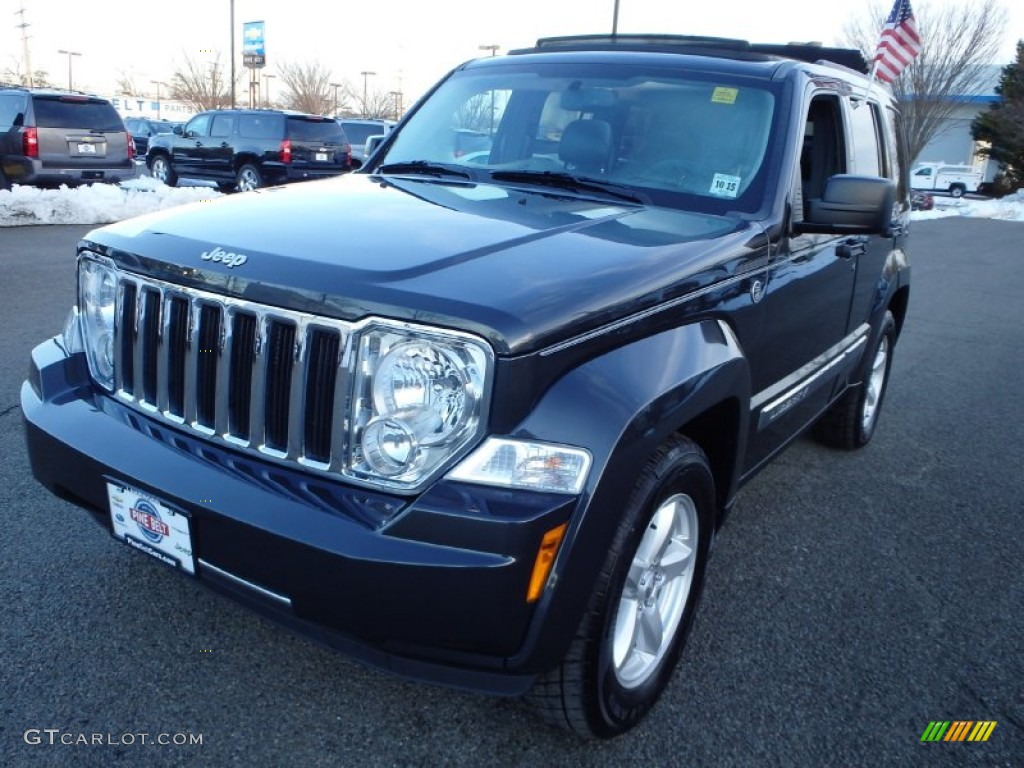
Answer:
[{"left": 873, "top": 0, "right": 922, "bottom": 83}]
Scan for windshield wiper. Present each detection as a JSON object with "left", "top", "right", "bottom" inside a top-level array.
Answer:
[
  {"left": 489, "top": 170, "right": 648, "bottom": 204},
  {"left": 376, "top": 161, "right": 471, "bottom": 179}
]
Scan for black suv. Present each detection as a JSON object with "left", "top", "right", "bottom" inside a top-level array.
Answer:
[
  {"left": 146, "top": 108, "right": 352, "bottom": 192},
  {"left": 22, "top": 36, "right": 910, "bottom": 739},
  {"left": 0, "top": 86, "right": 135, "bottom": 188}
]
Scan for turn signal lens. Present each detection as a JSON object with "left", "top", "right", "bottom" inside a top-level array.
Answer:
[{"left": 527, "top": 523, "right": 568, "bottom": 603}]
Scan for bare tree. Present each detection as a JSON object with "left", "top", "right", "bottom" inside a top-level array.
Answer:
[
  {"left": 276, "top": 60, "right": 344, "bottom": 115},
  {"left": 454, "top": 94, "right": 493, "bottom": 134},
  {"left": 169, "top": 53, "right": 234, "bottom": 112},
  {"left": 842, "top": 0, "right": 1008, "bottom": 163},
  {"left": 115, "top": 71, "right": 141, "bottom": 95},
  {"left": 2, "top": 57, "right": 52, "bottom": 88},
  {"left": 357, "top": 87, "right": 399, "bottom": 120}
]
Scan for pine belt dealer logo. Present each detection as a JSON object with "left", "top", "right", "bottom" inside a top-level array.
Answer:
[
  {"left": 130, "top": 499, "right": 170, "bottom": 543},
  {"left": 200, "top": 246, "right": 248, "bottom": 268},
  {"left": 921, "top": 721, "right": 997, "bottom": 743}
]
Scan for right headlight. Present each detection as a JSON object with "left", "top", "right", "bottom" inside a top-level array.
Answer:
[
  {"left": 78, "top": 254, "right": 118, "bottom": 391},
  {"left": 345, "top": 322, "right": 492, "bottom": 490}
]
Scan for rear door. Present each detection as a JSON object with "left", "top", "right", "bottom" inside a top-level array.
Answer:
[
  {"left": 32, "top": 95, "right": 132, "bottom": 173},
  {"left": 285, "top": 116, "right": 350, "bottom": 173}
]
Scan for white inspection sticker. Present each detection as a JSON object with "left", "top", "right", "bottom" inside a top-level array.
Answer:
[{"left": 709, "top": 173, "right": 742, "bottom": 198}]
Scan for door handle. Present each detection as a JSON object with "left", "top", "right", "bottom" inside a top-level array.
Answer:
[{"left": 837, "top": 238, "right": 867, "bottom": 259}]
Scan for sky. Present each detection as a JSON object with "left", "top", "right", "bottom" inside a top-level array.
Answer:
[
  {"left": 3, "top": 0, "right": 1021, "bottom": 110},
  {"left": 2, "top": 177, "right": 1023, "bottom": 227}
]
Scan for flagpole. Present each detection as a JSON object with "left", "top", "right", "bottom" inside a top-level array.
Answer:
[{"left": 859, "top": 60, "right": 878, "bottom": 106}]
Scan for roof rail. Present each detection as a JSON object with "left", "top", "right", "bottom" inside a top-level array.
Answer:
[{"left": 512, "top": 34, "right": 868, "bottom": 74}]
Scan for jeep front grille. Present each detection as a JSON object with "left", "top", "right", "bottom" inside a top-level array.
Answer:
[{"left": 113, "top": 273, "right": 352, "bottom": 470}]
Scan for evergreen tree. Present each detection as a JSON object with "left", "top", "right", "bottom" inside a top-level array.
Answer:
[{"left": 972, "top": 41, "right": 1024, "bottom": 189}]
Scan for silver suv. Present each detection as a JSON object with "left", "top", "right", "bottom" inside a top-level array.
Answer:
[{"left": 0, "top": 86, "right": 136, "bottom": 189}]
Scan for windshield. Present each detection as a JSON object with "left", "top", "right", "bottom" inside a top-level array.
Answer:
[{"left": 379, "top": 61, "right": 782, "bottom": 213}]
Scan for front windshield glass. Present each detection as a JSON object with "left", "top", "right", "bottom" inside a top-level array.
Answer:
[{"left": 380, "top": 60, "right": 782, "bottom": 213}]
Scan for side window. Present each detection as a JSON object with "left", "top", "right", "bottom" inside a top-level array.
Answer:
[
  {"left": 846, "top": 98, "right": 882, "bottom": 177},
  {"left": 0, "top": 93, "right": 28, "bottom": 129},
  {"left": 210, "top": 115, "right": 234, "bottom": 138},
  {"left": 885, "top": 106, "right": 910, "bottom": 201},
  {"left": 185, "top": 114, "right": 211, "bottom": 138},
  {"left": 238, "top": 115, "right": 280, "bottom": 139},
  {"left": 799, "top": 95, "right": 847, "bottom": 212}
]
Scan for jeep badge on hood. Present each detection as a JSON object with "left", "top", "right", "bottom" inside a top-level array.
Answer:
[{"left": 200, "top": 246, "right": 248, "bottom": 268}]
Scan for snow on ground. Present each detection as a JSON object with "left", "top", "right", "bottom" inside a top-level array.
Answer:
[
  {"left": 1, "top": 177, "right": 1023, "bottom": 228},
  {"left": 0, "top": 177, "right": 221, "bottom": 227}
]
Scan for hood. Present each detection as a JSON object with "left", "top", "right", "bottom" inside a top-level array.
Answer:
[{"left": 89, "top": 174, "right": 761, "bottom": 354}]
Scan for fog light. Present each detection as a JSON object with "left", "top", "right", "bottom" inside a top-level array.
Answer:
[{"left": 361, "top": 416, "right": 419, "bottom": 476}]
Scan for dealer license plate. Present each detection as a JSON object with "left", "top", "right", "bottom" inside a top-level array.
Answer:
[
  {"left": 315, "top": 151, "right": 329, "bottom": 162},
  {"left": 107, "top": 482, "right": 195, "bottom": 575},
  {"left": 78, "top": 143, "right": 97, "bottom": 154}
]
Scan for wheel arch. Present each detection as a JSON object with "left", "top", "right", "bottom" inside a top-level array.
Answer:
[{"left": 505, "top": 318, "right": 750, "bottom": 674}]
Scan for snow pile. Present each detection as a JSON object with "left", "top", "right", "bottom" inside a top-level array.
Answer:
[
  {"left": 911, "top": 190, "right": 1024, "bottom": 222},
  {"left": 0, "top": 178, "right": 222, "bottom": 227}
]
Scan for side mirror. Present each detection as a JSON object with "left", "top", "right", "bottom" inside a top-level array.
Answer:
[
  {"left": 174, "top": 125, "right": 185, "bottom": 136},
  {"left": 366, "top": 134, "right": 386, "bottom": 156},
  {"left": 798, "top": 175, "right": 895, "bottom": 235}
]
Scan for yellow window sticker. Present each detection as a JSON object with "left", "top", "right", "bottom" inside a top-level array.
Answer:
[{"left": 712, "top": 87, "right": 738, "bottom": 105}]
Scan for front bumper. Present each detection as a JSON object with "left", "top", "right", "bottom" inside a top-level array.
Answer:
[{"left": 22, "top": 337, "right": 577, "bottom": 695}]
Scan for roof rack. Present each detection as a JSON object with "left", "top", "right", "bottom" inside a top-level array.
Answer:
[{"left": 512, "top": 34, "right": 868, "bottom": 75}]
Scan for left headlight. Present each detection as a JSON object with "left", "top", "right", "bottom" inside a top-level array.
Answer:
[
  {"left": 345, "top": 322, "right": 492, "bottom": 490},
  {"left": 78, "top": 254, "right": 118, "bottom": 391}
]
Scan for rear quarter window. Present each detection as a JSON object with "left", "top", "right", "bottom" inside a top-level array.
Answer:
[
  {"left": 238, "top": 114, "right": 283, "bottom": 139},
  {"left": 32, "top": 98, "right": 124, "bottom": 131},
  {"left": 287, "top": 118, "right": 345, "bottom": 143},
  {"left": 0, "top": 92, "right": 29, "bottom": 129}
]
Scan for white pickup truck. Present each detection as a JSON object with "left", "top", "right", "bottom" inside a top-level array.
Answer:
[{"left": 911, "top": 163, "right": 984, "bottom": 198}]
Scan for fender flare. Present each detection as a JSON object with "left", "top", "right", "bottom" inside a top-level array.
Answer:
[{"left": 505, "top": 318, "right": 750, "bottom": 674}]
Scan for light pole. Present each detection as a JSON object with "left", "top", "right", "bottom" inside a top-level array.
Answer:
[
  {"left": 330, "top": 82, "right": 342, "bottom": 117},
  {"left": 230, "top": 0, "right": 236, "bottom": 109},
  {"left": 389, "top": 91, "right": 402, "bottom": 121},
  {"left": 57, "top": 49, "right": 81, "bottom": 91},
  {"left": 150, "top": 80, "right": 164, "bottom": 119},
  {"left": 612, "top": 0, "right": 620, "bottom": 35},
  {"left": 360, "top": 71, "right": 376, "bottom": 117},
  {"left": 263, "top": 73, "right": 275, "bottom": 108}
]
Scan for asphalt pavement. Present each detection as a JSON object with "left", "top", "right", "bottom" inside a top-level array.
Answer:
[{"left": 0, "top": 219, "right": 1021, "bottom": 767}]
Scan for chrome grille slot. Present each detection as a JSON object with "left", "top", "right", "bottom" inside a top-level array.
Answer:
[
  {"left": 140, "top": 288, "right": 161, "bottom": 406},
  {"left": 304, "top": 329, "right": 341, "bottom": 463},
  {"left": 116, "top": 282, "right": 137, "bottom": 395},
  {"left": 264, "top": 320, "right": 297, "bottom": 452},
  {"left": 195, "top": 304, "right": 221, "bottom": 429},
  {"left": 228, "top": 313, "right": 258, "bottom": 440},
  {"left": 112, "top": 272, "right": 355, "bottom": 475}
]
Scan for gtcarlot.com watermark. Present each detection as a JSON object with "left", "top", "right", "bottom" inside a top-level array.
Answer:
[{"left": 24, "top": 729, "right": 203, "bottom": 747}]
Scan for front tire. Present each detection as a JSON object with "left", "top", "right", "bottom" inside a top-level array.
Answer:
[
  {"left": 149, "top": 154, "right": 177, "bottom": 186},
  {"left": 236, "top": 164, "right": 263, "bottom": 192},
  {"left": 525, "top": 436, "right": 715, "bottom": 738},
  {"left": 816, "top": 310, "right": 896, "bottom": 449}
]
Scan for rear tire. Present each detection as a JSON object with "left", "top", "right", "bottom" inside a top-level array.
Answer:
[
  {"left": 525, "top": 435, "right": 715, "bottom": 738},
  {"left": 0, "top": 168, "right": 10, "bottom": 191},
  {"left": 816, "top": 310, "right": 896, "bottom": 450},
  {"left": 236, "top": 164, "right": 263, "bottom": 192},
  {"left": 149, "top": 154, "right": 177, "bottom": 186},
  {"left": 949, "top": 184, "right": 965, "bottom": 198}
]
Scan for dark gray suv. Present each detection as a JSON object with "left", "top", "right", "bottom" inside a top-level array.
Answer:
[{"left": 0, "top": 86, "right": 136, "bottom": 189}]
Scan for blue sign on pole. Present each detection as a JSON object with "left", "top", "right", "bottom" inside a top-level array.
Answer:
[{"left": 243, "top": 20, "right": 266, "bottom": 68}]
